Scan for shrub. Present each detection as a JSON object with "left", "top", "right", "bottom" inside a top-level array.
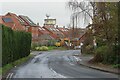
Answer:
[
  {"left": 48, "top": 40, "right": 57, "bottom": 46},
  {"left": 35, "top": 47, "right": 40, "bottom": 51},
  {"left": 92, "top": 45, "right": 108, "bottom": 62},
  {"left": 95, "top": 46, "right": 108, "bottom": 55},
  {"left": 93, "top": 45, "right": 119, "bottom": 64},
  {"left": 31, "top": 43, "right": 38, "bottom": 50},
  {"left": 39, "top": 47, "right": 43, "bottom": 51},
  {"left": 2, "top": 25, "right": 32, "bottom": 66},
  {"left": 81, "top": 44, "right": 94, "bottom": 54},
  {"left": 113, "top": 64, "right": 120, "bottom": 69},
  {"left": 35, "top": 46, "right": 48, "bottom": 51},
  {"left": 41, "top": 46, "right": 48, "bottom": 51}
]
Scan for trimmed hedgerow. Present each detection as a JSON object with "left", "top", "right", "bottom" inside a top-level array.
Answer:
[{"left": 2, "top": 25, "right": 32, "bottom": 66}]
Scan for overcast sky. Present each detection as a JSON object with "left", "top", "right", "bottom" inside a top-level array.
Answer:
[{"left": 0, "top": 0, "right": 93, "bottom": 28}]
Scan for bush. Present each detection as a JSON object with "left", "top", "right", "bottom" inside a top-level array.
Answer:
[
  {"left": 35, "top": 46, "right": 48, "bottom": 51},
  {"left": 81, "top": 44, "right": 94, "bottom": 54},
  {"left": 48, "top": 40, "right": 57, "bottom": 46},
  {"left": 92, "top": 45, "right": 109, "bottom": 62},
  {"left": 35, "top": 47, "right": 39, "bottom": 51},
  {"left": 95, "top": 46, "right": 108, "bottom": 55},
  {"left": 42, "top": 46, "right": 48, "bottom": 51},
  {"left": 113, "top": 64, "right": 120, "bottom": 69},
  {"left": 2, "top": 25, "right": 32, "bottom": 66},
  {"left": 93, "top": 45, "right": 119, "bottom": 64},
  {"left": 31, "top": 43, "right": 38, "bottom": 50}
]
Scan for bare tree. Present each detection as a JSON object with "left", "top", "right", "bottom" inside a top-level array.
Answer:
[{"left": 67, "top": 0, "right": 95, "bottom": 25}]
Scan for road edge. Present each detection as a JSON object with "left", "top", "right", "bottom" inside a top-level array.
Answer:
[{"left": 78, "top": 61, "right": 120, "bottom": 75}]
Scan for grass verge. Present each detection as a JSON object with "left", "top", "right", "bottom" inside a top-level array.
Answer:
[
  {"left": 48, "top": 46, "right": 67, "bottom": 50},
  {"left": 2, "top": 54, "right": 33, "bottom": 76},
  {"left": 48, "top": 46, "right": 57, "bottom": 50},
  {"left": 112, "top": 64, "right": 120, "bottom": 69}
]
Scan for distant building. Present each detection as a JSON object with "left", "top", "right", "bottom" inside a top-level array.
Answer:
[
  {"left": 0, "top": 12, "right": 40, "bottom": 44},
  {"left": 0, "top": 12, "right": 87, "bottom": 47},
  {"left": 44, "top": 19, "right": 56, "bottom": 26},
  {"left": 19, "top": 15, "right": 39, "bottom": 43},
  {"left": 43, "top": 25, "right": 65, "bottom": 39},
  {"left": 0, "top": 12, "right": 25, "bottom": 31},
  {"left": 38, "top": 27, "right": 54, "bottom": 46},
  {"left": 57, "top": 26, "right": 69, "bottom": 38},
  {"left": 44, "top": 15, "right": 56, "bottom": 26},
  {"left": 43, "top": 16, "right": 64, "bottom": 40}
]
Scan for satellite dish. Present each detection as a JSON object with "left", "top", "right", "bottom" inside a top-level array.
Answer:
[{"left": 46, "top": 14, "right": 50, "bottom": 19}]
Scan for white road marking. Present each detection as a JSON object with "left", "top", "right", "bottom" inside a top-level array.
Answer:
[
  {"left": 6, "top": 73, "right": 11, "bottom": 79},
  {"left": 9, "top": 73, "right": 13, "bottom": 79},
  {"left": 50, "top": 68, "right": 67, "bottom": 78},
  {"left": 6, "top": 73, "right": 14, "bottom": 80}
]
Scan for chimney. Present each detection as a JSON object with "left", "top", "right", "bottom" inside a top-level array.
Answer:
[
  {"left": 37, "top": 23, "right": 39, "bottom": 26},
  {"left": 56, "top": 25, "right": 58, "bottom": 28}
]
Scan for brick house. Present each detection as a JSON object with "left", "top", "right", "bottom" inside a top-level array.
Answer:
[
  {"left": 38, "top": 27, "right": 55, "bottom": 46},
  {"left": 43, "top": 17, "right": 65, "bottom": 40},
  {"left": 19, "top": 15, "right": 39, "bottom": 43},
  {"left": 57, "top": 26, "right": 69, "bottom": 38},
  {"left": 43, "top": 25, "right": 65, "bottom": 40},
  {"left": 0, "top": 12, "right": 25, "bottom": 31}
]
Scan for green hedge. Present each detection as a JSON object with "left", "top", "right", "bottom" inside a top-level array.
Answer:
[
  {"left": 95, "top": 45, "right": 120, "bottom": 64},
  {"left": 2, "top": 25, "right": 32, "bottom": 66}
]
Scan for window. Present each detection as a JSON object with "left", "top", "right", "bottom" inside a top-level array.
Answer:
[
  {"left": 3, "top": 18, "right": 13, "bottom": 22},
  {"left": 19, "top": 18, "right": 25, "bottom": 23},
  {"left": 53, "top": 28, "right": 56, "bottom": 31},
  {"left": 26, "top": 17, "right": 34, "bottom": 24},
  {"left": 42, "top": 28, "right": 45, "bottom": 30},
  {"left": 62, "top": 29, "right": 65, "bottom": 31},
  {"left": 50, "top": 28, "right": 54, "bottom": 31},
  {"left": 56, "top": 29, "right": 59, "bottom": 31},
  {"left": 39, "top": 28, "right": 42, "bottom": 30},
  {"left": 50, "top": 28, "right": 52, "bottom": 31},
  {"left": 65, "top": 29, "right": 67, "bottom": 31}
]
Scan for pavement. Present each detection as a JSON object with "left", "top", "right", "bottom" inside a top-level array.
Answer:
[
  {"left": 76, "top": 54, "right": 120, "bottom": 75},
  {"left": 4, "top": 50, "right": 119, "bottom": 79}
]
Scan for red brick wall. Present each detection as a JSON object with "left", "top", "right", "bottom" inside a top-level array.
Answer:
[{"left": 28, "top": 26, "right": 39, "bottom": 43}]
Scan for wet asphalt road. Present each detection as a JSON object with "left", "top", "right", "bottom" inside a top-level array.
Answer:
[{"left": 9, "top": 50, "right": 118, "bottom": 79}]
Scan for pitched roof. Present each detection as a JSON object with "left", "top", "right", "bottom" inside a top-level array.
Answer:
[
  {"left": 0, "top": 16, "right": 14, "bottom": 29},
  {"left": 43, "top": 25, "right": 65, "bottom": 39},
  {"left": 57, "top": 27, "right": 69, "bottom": 37},
  {"left": 68, "top": 28, "right": 86, "bottom": 39},
  {"left": 0, "top": 12, "right": 25, "bottom": 31},
  {"left": 17, "top": 16, "right": 28, "bottom": 26},
  {"left": 39, "top": 34, "right": 54, "bottom": 40},
  {"left": 19, "top": 15, "right": 37, "bottom": 27},
  {"left": 38, "top": 27, "right": 50, "bottom": 34}
]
